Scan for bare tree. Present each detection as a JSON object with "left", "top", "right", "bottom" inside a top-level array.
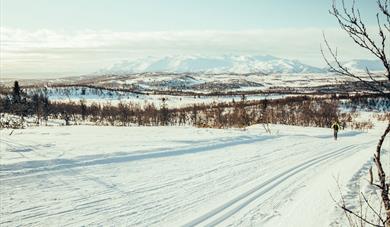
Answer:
[{"left": 322, "top": 0, "right": 390, "bottom": 225}]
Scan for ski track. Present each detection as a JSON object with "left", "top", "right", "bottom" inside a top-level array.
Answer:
[
  {"left": 0, "top": 126, "right": 380, "bottom": 226},
  {"left": 183, "top": 144, "right": 364, "bottom": 227}
]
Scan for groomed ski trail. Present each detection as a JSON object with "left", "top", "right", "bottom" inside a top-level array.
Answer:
[{"left": 183, "top": 144, "right": 364, "bottom": 226}]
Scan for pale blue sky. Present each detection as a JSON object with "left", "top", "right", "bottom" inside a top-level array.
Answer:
[
  {"left": 0, "top": 0, "right": 383, "bottom": 78},
  {"left": 1, "top": 0, "right": 378, "bottom": 31}
]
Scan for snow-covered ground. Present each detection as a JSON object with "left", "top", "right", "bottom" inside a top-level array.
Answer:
[
  {"left": 1, "top": 122, "right": 389, "bottom": 226},
  {"left": 26, "top": 87, "right": 294, "bottom": 108}
]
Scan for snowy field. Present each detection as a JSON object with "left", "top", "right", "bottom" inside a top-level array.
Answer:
[
  {"left": 0, "top": 123, "right": 389, "bottom": 226},
  {"left": 26, "top": 87, "right": 294, "bottom": 108}
]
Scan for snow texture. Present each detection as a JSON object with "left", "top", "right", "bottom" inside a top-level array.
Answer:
[{"left": 1, "top": 122, "right": 389, "bottom": 226}]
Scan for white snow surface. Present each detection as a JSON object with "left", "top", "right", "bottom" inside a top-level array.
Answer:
[{"left": 1, "top": 123, "right": 389, "bottom": 226}]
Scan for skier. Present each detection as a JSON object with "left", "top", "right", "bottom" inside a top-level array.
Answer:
[{"left": 331, "top": 121, "right": 341, "bottom": 140}]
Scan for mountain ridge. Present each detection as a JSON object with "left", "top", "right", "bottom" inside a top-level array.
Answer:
[
  {"left": 98, "top": 55, "right": 385, "bottom": 75},
  {"left": 100, "top": 55, "right": 325, "bottom": 75}
]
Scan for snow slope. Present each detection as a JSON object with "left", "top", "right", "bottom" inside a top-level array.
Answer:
[
  {"left": 0, "top": 123, "right": 389, "bottom": 226},
  {"left": 101, "top": 55, "right": 326, "bottom": 74}
]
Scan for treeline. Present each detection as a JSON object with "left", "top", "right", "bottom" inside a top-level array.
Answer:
[
  {"left": 342, "top": 95, "right": 390, "bottom": 112},
  {"left": 0, "top": 81, "right": 50, "bottom": 124},
  {"left": 0, "top": 81, "right": 383, "bottom": 129},
  {"left": 43, "top": 96, "right": 341, "bottom": 128}
]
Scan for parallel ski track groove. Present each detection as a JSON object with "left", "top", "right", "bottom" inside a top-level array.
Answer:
[{"left": 183, "top": 143, "right": 363, "bottom": 227}]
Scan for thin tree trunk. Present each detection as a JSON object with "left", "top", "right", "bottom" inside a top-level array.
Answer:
[
  {"left": 374, "top": 121, "right": 390, "bottom": 226},
  {"left": 369, "top": 167, "right": 373, "bottom": 185}
]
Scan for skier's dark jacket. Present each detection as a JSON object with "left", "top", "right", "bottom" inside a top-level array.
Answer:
[{"left": 331, "top": 122, "right": 340, "bottom": 131}]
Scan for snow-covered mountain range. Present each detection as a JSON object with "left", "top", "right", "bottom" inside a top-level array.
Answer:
[
  {"left": 100, "top": 55, "right": 385, "bottom": 75},
  {"left": 100, "top": 55, "right": 326, "bottom": 74}
]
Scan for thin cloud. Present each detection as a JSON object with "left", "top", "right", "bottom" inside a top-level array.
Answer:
[{"left": 0, "top": 27, "right": 380, "bottom": 78}]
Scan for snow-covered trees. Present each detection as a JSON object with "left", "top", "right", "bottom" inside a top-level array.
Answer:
[
  {"left": 0, "top": 82, "right": 383, "bottom": 129},
  {"left": 12, "top": 81, "right": 21, "bottom": 103}
]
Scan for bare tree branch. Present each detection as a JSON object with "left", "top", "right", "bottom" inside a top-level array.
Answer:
[
  {"left": 321, "top": 35, "right": 388, "bottom": 95},
  {"left": 341, "top": 205, "right": 385, "bottom": 227},
  {"left": 324, "top": 1, "right": 390, "bottom": 226},
  {"left": 325, "top": 0, "right": 390, "bottom": 83},
  {"left": 362, "top": 192, "right": 386, "bottom": 225}
]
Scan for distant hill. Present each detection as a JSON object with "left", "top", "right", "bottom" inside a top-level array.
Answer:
[{"left": 341, "top": 59, "right": 385, "bottom": 72}]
